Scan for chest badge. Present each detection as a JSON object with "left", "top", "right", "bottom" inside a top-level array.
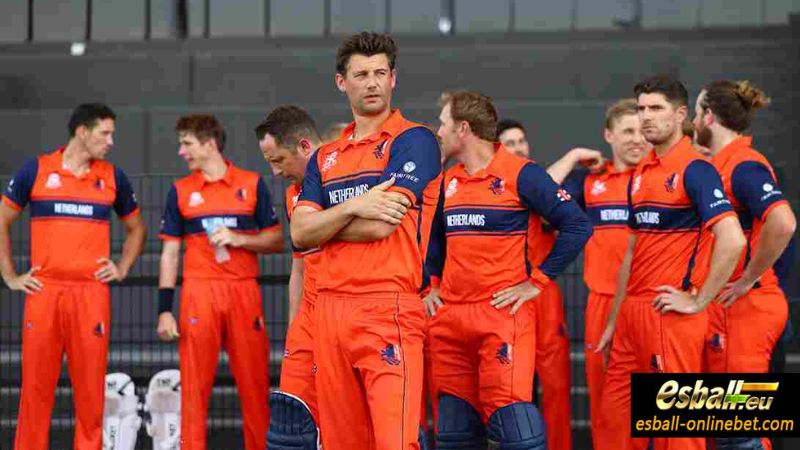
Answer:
[
  {"left": 374, "top": 140, "right": 387, "bottom": 159},
  {"left": 94, "top": 178, "right": 105, "bottom": 191},
  {"left": 189, "top": 192, "right": 205, "bottom": 207},
  {"left": 590, "top": 180, "right": 606, "bottom": 196},
  {"left": 322, "top": 151, "right": 338, "bottom": 173},
  {"left": 445, "top": 178, "right": 458, "bottom": 198},
  {"left": 45, "top": 172, "right": 62, "bottom": 189},
  {"left": 489, "top": 177, "right": 505, "bottom": 195},
  {"left": 632, "top": 175, "right": 642, "bottom": 195},
  {"left": 236, "top": 188, "right": 247, "bottom": 201},
  {"left": 664, "top": 173, "right": 679, "bottom": 193}
]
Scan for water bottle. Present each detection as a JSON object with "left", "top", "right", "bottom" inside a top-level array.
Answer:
[{"left": 203, "top": 218, "right": 231, "bottom": 263}]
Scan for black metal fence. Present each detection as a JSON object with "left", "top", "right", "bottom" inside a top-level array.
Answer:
[{"left": 0, "top": 173, "right": 593, "bottom": 449}]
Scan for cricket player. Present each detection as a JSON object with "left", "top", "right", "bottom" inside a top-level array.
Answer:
[
  {"left": 290, "top": 32, "right": 442, "bottom": 450},
  {"left": 694, "top": 80, "right": 796, "bottom": 450},
  {"left": 255, "top": 105, "right": 325, "bottom": 449},
  {"left": 1, "top": 103, "right": 147, "bottom": 450},
  {"left": 498, "top": 118, "right": 573, "bottom": 450},
  {"left": 595, "top": 75, "right": 746, "bottom": 450},
  {"left": 424, "top": 91, "right": 592, "bottom": 449},
  {"left": 547, "top": 98, "right": 649, "bottom": 449},
  {"left": 156, "top": 115, "right": 283, "bottom": 450}
]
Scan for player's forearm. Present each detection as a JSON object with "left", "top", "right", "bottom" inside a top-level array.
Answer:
[
  {"left": 696, "top": 223, "right": 747, "bottom": 308},
  {"left": 158, "top": 249, "right": 180, "bottom": 289},
  {"left": 291, "top": 203, "right": 356, "bottom": 249},
  {"left": 117, "top": 221, "right": 147, "bottom": 278},
  {"left": 237, "top": 229, "right": 284, "bottom": 254},
  {"left": 0, "top": 224, "right": 18, "bottom": 284},
  {"left": 546, "top": 152, "right": 580, "bottom": 185},
  {"left": 335, "top": 218, "right": 397, "bottom": 242},
  {"left": 288, "top": 259, "right": 304, "bottom": 323},
  {"left": 608, "top": 235, "right": 635, "bottom": 325},
  {"left": 740, "top": 205, "right": 796, "bottom": 285}
]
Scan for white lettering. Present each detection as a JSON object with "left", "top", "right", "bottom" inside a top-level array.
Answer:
[
  {"left": 328, "top": 183, "right": 370, "bottom": 205},
  {"left": 600, "top": 208, "right": 629, "bottom": 222},
  {"left": 54, "top": 202, "right": 94, "bottom": 217},
  {"left": 635, "top": 211, "right": 660, "bottom": 225},
  {"left": 447, "top": 214, "right": 486, "bottom": 227}
]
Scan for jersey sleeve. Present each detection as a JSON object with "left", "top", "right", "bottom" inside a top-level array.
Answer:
[
  {"left": 2, "top": 158, "right": 38, "bottom": 210},
  {"left": 731, "top": 160, "right": 787, "bottom": 220},
  {"left": 297, "top": 151, "right": 325, "bottom": 210},
  {"left": 379, "top": 127, "right": 442, "bottom": 205},
  {"left": 683, "top": 159, "right": 735, "bottom": 228},
  {"left": 113, "top": 167, "right": 140, "bottom": 219},
  {"left": 626, "top": 173, "right": 637, "bottom": 229},
  {"left": 255, "top": 177, "right": 280, "bottom": 230},
  {"left": 424, "top": 178, "right": 447, "bottom": 286},
  {"left": 517, "top": 162, "right": 592, "bottom": 281},
  {"left": 562, "top": 169, "right": 588, "bottom": 209},
  {"left": 159, "top": 185, "right": 184, "bottom": 241}
]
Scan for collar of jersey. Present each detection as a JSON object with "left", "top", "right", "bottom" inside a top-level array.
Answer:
[
  {"left": 711, "top": 135, "right": 752, "bottom": 168},
  {"left": 336, "top": 109, "right": 406, "bottom": 152},
  {"left": 641, "top": 135, "right": 695, "bottom": 169},
  {"left": 189, "top": 160, "right": 236, "bottom": 188},
  {"left": 597, "top": 159, "right": 636, "bottom": 180},
  {"left": 52, "top": 146, "right": 102, "bottom": 181},
  {"left": 452, "top": 143, "right": 512, "bottom": 180}
]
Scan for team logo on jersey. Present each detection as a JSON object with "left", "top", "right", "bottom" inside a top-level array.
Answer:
[
  {"left": 253, "top": 315, "right": 265, "bottom": 331},
  {"left": 763, "top": 183, "right": 774, "bottom": 192},
  {"left": 94, "top": 178, "right": 105, "bottom": 191},
  {"left": 496, "top": 343, "right": 513, "bottom": 364},
  {"left": 93, "top": 322, "right": 106, "bottom": 337},
  {"left": 556, "top": 188, "right": 572, "bottom": 202},
  {"left": 664, "top": 173, "right": 679, "bottom": 193},
  {"left": 381, "top": 343, "right": 402, "bottom": 366},
  {"left": 236, "top": 188, "right": 247, "bottom": 201},
  {"left": 709, "top": 333, "right": 726, "bottom": 353},
  {"left": 403, "top": 161, "right": 416, "bottom": 173},
  {"left": 632, "top": 175, "right": 642, "bottom": 194},
  {"left": 373, "top": 140, "right": 387, "bottom": 159},
  {"left": 445, "top": 178, "right": 458, "bottom": 198},
  {"left": 189, "top": 317, "right": 199, "bottom": 325},
  {"left": 283, "top": 348, "right": 291, "bottom": 358},
  {"left": 45, "top": 172, "right": 62, "bottom": 189},
  {"left": 25, "top": 320, "right": 32, "bottom": 330},
  {"left": 713, "top": 189, "right": 724, "bottom": 199},
  {"left": 321, "top": 151, "right": 338, "bottom": 172},
  {"left": 489, "top": 177, "right": 505, "bottom": 195},
  {"left": 590, "top": 180, "right": 606, "bottom": 196},
  {"left": 650, "top": 354, "right": 664, "bottom": 373},
  {"left": 188, "top": 192, "right": 204, "bottom": 207},
  {"left": 311, "top": 363, "right": 317, "bottom": 375}
]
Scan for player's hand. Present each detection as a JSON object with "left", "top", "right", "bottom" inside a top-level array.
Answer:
[
  {"left": 491, "top": 281, "right": 541, "bottom": 315},
  {"left": 716, "top": 277, "right": 756, "bottom": 308},
  {"left": 423, "top": 287, "right": 444, "bottom": 317},
  {"left": 568, "top": 147, "right": 605, "bottom": 172},
  {"left": 157, "top": 312, "right": 180, "bottom": 342},
  {"left": 596, "top": 321, "right": 616, "bottom": 369},
  {"left": 5, "top": 266, "right": 43, "bottom": 294},
  {"left": 652, "top": 285, "right": 701, "bottom": 314},
  {"left": 95, "top": 258, "right": 126, "bottom": 283},
  {"left": 350, "top": 178, "right": 411, "bottom": 225},
  {"left": 209, "top": 226, "right": 243, "bottom": 248}
]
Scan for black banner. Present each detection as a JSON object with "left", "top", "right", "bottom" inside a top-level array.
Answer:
[{"left": 631, "top": 373, "right": 800, "bottom": 437}]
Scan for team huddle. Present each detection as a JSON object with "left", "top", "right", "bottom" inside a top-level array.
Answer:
[{"left": 1, "top": 31, "right": 795, "bottom": 450}]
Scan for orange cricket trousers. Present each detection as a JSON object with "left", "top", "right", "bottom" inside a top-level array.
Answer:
[
  {"left": 597, "top": 295, "right": 707, "bottom": 450},
  {"left": 15, "top": 280, "right": 110, "bottom": 450},
  {"left": 704, "top": 284, "right": 788, "bottom": 450},
  {"left": 314, "top": 293, "right": 426, "bottom": 450},
  {"left": 583, "top": 291, "right": 614, "bottom": 449},
  {"left": 178, "top": 279, "right": 269, "bottom": 450},
  {"left": 534, "top": 282, "right": 572, "bottom": 450},
  {"left": 428, "top": 300, "right": 537, "bottom": 421},
  {"left": 278, "top": 295, "right": 318, "bottom": 421}
]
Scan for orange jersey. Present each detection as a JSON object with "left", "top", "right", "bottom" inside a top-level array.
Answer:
[
  {"left": 285, "top": 183, "right": 321, "bottom": 300},
  {"left": 627, "top": 136, "right": 735, "bottom": 296},
  {"left": 563, "top": 162, "right": 634, "bottom": 295},
  {"left": 159, "top": 161, "right": 280, "bottom": 280},
  {"left": 2, "top": 147, "right": 140, "bottom": 281},
  {"left": 296, "top": 110, "right": 442, "bottom": 294},
  {"left": 429, "top": 145, "right": 591, "bottom": 303},
  {"left": 710, "top": 136, "right": 788, "bottom": 289}
]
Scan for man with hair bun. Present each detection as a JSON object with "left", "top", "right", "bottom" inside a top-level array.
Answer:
[{"left": 694, "top": 80, "right": 796, "bottom": 450}]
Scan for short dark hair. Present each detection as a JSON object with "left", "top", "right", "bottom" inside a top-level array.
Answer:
[
  {"left": 440, "top": 91, "right": 498, "bottom": 142},
  {"left": 496, "top": 119, "right": 526, "bottom": 139},
  {"left": 175, "top": 115, "right": 226, "bottom": 152},
  {"left": 68, "top": 103, "right": 116, "bottom": 137},
  {"left": 633, "top": 75, "right": 689, "bottom": 108},
  {"left": 336, "top": 32, "right": 397, "bottom": 75},
  {"left": 254, "top": 105, "right": 321, "bottom": 151},
  {"left": 701, "top": 80, "right": 770, "bottom": 132}
]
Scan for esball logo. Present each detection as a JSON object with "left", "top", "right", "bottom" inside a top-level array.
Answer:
[{"left": 656, "top": 379, "right": 777, "bottom": 411}]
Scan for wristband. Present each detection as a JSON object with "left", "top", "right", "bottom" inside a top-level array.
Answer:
[{"left": 158, "top": 288, "right": 175, "bottom": 315}]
